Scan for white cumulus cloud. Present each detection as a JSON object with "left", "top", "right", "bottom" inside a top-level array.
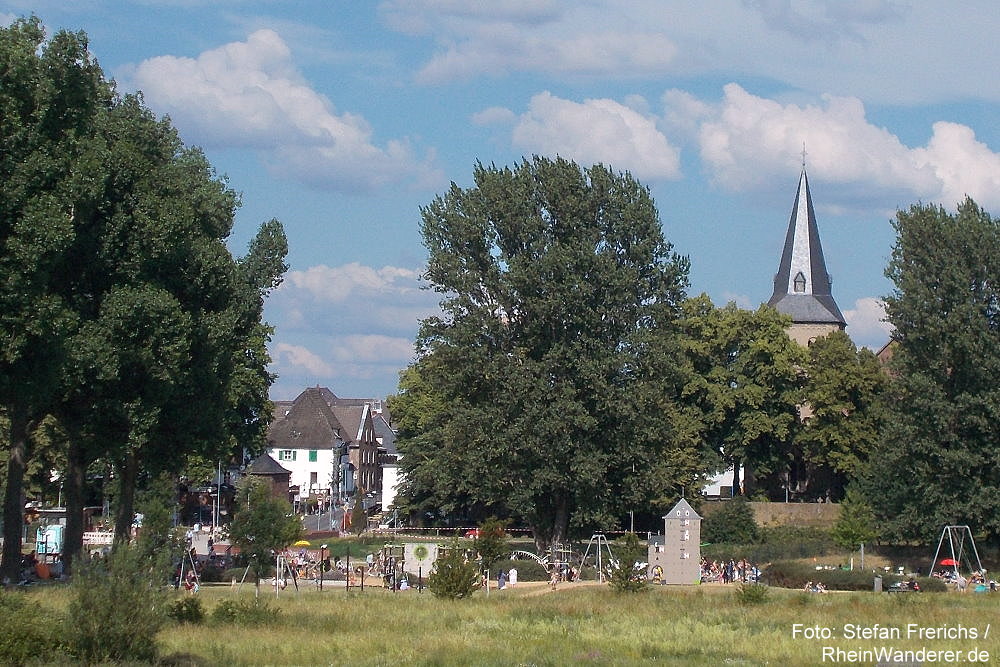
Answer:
[
  {"left": 123, "top": 29, "right": 439, "bottom": 192},
  {"left": 272, "top": 342, "right": 333, "bottom": 377},
  {"left": 283, "top": 262, "right": 422, "bottom": 303},
  {"left": 843, "top": 297, "right": 893, "bottom": 348},
  {"left": 509, "top": 92, "right": 681, "bottom": 181},
  {"left": 332, "top": 335, "right": 415, "bottom": 364},
  {"left": 688, "top": 84, "right": 1000, "bottom": 209}
]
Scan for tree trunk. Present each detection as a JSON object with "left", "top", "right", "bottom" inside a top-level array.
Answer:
[
  {"left": 113, "top": 449, "right": 138, "bottom": 545},
  {"left": 744, "top": 462, "right": 755, "bottom": 497},
  {"left": 1, "top": 403, "right": 29, "bottom": 584},
  {"left": 731, "top": 459, "right": 741, "bottom": 497},
  {"left": 62, "top": 437, "right": 87, "bottom": 574}
]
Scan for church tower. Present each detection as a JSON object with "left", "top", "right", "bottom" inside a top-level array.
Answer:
[{"left": 767, "top": 168, "right": 846, "bottom": 346}]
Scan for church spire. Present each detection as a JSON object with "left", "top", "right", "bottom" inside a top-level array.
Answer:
[{"left": 767, "top": 168, "right": 846, "bottom": 335}]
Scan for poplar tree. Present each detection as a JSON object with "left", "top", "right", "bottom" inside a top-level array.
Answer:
[
  {"left": 867, "top": 199, "right": 1000, "bottom": 542},
  {"left": 399, "top": 157, "right": 692, "bottom": 551}
]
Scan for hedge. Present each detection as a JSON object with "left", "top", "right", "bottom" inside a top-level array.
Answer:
[{"left": 763, "top": 560, "right": 947, "bottom": 592}]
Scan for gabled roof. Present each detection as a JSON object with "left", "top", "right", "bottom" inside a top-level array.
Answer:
[
  {"left": 246, "top": 452, "right": 291, "bottom": 476},
  {"left": 663, "top": 498, "right": 701, "bottom": 520},
  {"left": 331, "top": 404, "right": 369, "bottom": 444},
  {"left": 267, "top": 387, "right": 348, "bottom": 450},
  {"left": 767, "top": 169, "right": 846, "bottom": 327}
]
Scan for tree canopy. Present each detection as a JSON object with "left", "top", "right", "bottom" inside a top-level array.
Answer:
[
  {"left": 676, "top": 296, "right": 804, "bottom": 497},
  {"left": 865, "top": 199, "right": 1000, "bottom": 542},
  {"left": 0, "top": 17, "right": 286, "bottom": 579},
  {"left": 395, "top": 157, "right": 694, "bottom": 550}
]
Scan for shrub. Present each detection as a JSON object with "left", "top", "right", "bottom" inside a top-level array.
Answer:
[
  {"left": 702, "top": 498, "right": 759, "bottom": 545},
  {"left": 762, "top": 560, "right": 947, "bottom": 592},
  {"left": 734, "top": 581, "right": 770, "bottom": 605},
  {"left": 428, "top": 542, "right": 480, "bottom": 599},
  {"left": 0, "top": 590, "right": 67, "bottom": 664},
  {"left": 168, "top": 596, "right": 206, "bottom": 624},
  {"left": 211, "top": 597, "right": 281, "bottom": 625},
  {"left": 65, "top": 545, "right": 168, "bottom": 663},
  {"left": 702, "top": 525, "right": 837, "bottom": 563},
  {"left": 607, "top": 533, "right": 648, "bottom": 593}
]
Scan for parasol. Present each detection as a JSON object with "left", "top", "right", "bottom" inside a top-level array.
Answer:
[
  {"left": 939, "top": 558, "right": 958, "bottom": 566},
  {"left": 293, "top": 540, "right": 312, "bottom": 547}
]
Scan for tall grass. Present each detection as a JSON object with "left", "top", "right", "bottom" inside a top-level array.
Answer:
[{"left": 14, "top": 582, "right": 1000, "bottom": 666}]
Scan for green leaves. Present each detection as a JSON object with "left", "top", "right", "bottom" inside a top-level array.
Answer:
[
  {"left": 870, "top": 199, "right": 1000, "bottom": 541},
  {"left": 399, "top": 157, "right": 692, "bottom": 548}
]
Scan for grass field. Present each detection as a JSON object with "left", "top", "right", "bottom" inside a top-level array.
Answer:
[{"left": 22, "top": 578, "right": 998, "bottom": 666}]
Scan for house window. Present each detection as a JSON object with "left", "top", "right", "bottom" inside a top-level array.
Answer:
[
  {"left": 278, "top": 450, "right": 296, "bottom": 461},
  {"left": 308, "top": 450, "right": 317, "bottom": 462},
  {"left": 793, "top": 271, "right": 807, "bottom": 293},
  {"left": 310, "top": 472, "right": 318, "bottom": 487}
]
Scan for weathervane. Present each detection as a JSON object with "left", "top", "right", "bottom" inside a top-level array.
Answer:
[{"left": 801, "top": 142, "right": 807, "bottom": 169}]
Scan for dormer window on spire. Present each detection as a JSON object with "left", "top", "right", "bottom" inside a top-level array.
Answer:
[{"left": 793, "top": 271, "right": 806, "bottom": 293}]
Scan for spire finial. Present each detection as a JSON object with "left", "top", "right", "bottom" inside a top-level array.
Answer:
[{"left": 801, "top": 142, "right": 807, "bottom": 170}]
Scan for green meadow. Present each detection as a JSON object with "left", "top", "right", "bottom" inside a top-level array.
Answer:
[{"left": 17, "top": 580, "right": 1000, "bottom": 666}]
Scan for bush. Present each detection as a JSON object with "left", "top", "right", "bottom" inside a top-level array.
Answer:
[
  {"left": 428, "top": 542, "right": 480, "bottom": 599},
  {"left": 168, "top": 596, "right": 206, "bottom": 624},
  {"left": 607, "top": 533, "right": 648, "bottom": 593},
  {"left": 0, "top": 590, "right": 67, "bottom": 664},
  {"left": 702, "top": 498, "right": 759, "bottom": 545},
  {"left": 211, "top": 597, "right": 281, "bottom": 625},
  {"left": 734, "top": 581, "right": 770, "bottom": 605},
  {"left": 762, "top": 560, "right": 947, "bottom": 592},
  {"left": 65, "top": 545, "right": 169, "bottom": 663},
  {"left": 702, "top": 526, "right": 837, "bottom": 563}
]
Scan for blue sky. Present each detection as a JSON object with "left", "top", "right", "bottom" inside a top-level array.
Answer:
[{"left": 4, "top": 1, "right": 999, "bottom": 400}]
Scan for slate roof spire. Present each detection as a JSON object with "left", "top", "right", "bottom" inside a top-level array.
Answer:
[{"left": 767, "top": 168, "right": 846, "bottom": 327}]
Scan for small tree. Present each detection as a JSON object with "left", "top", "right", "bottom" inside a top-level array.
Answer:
[
  {"left": 428, "top": 541, "right": 480, "bottom": 599},
  {"left": 831, "top": 486, "right": 877, "bottom": 550},
  {"left": 474, "top": 517, "right": 510, "bottom": 576},
  {"left": 351, "top": 492, "right": 367, "bottom": 535},
  {"left": 702, "top": 498, "right": 759, "bottom": 544},
  {"left": 228, "top": 477, "right": 302, "bottom": 596},
  {"left": 607, "top": 532, "right": 647, "bottom": 593},
  {"left": 134, "top": 473, "right": 186, "bottom": 583},
  {"left": 66, "top": 544, "right": 168, "bottom": 663}
]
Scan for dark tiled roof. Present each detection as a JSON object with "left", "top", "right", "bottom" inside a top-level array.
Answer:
[
  {"left": 267, "top": 387, "right": 348, "bottom": 450},
  {"left": 246, "top": 452, "right": 291, "bottom": 476},
  {"left": 372, "top": 413, "right": 397, "bottom": 456}
]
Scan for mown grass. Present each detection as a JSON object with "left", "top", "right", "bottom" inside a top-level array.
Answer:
[{"left": 16, "top": 582, "right": 1000, "bottom": 666}]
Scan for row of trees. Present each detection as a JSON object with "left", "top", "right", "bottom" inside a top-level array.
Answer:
[
  {"left": 391, "top": 157, "right": 998, "bottom": 551},
  {"left": 0, "top": 18, "right": 287, "bottom": 581}
]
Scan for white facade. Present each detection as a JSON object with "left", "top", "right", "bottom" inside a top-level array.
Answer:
[
  {"left": 267, "top": 445, "right": 335, "bottom": 501},
  {"left": 702, "top": 467, "right": 743, "bottom": 498},
  {"left": 381, "top": 463, "right": 400, "bottom": 510}
]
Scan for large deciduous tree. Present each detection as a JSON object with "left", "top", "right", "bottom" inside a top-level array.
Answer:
[
  {"left": 795, "top": 330, "right": 886, "bottom": 501},
  {"left": 0, "top": 18, "right": 287, "bottom": 577},
  {"left": 677, "top": 296, "right": 804, "bottom": 498},
  {"left": 396, "top": 157, "right": 693, "bottom": 551},
  {"left": 866, "top": 199, "right": 1000, "bottom": 542},
  {"left": 0, "top": 17, "right": 111, "bottom": 582}
]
